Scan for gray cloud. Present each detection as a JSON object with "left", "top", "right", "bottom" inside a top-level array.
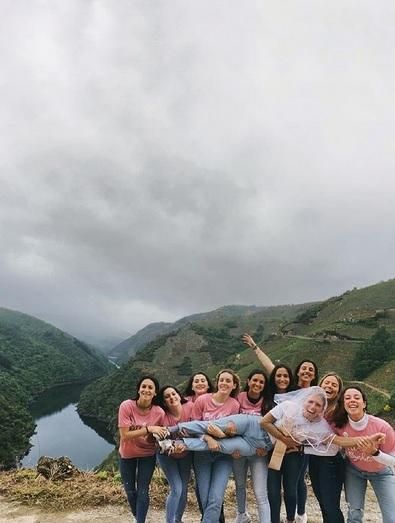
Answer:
[{"left": 1, "top": 1, "right": 394, "bottom": 341}]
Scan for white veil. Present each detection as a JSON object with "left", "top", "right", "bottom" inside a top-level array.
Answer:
[{"left": 273, "top": 386, "right": 337, "bottom": 453}]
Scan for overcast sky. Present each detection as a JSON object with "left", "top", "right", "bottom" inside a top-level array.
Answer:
[{"left": 1, "top": 1, "right": 394, "bottom": 344}]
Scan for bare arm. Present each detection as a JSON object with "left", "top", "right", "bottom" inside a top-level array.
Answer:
[
  {"left": 332, "top": 432, "right": 386, "bottom": 449},
  {"left": 242, "top": 333, "right": 275, "bottom": 374},
  {"left": 119, "top": 425, "right": 168, "bottom": 442},
  {"left": 260, "top": 413, "right": 298, "bottom": 449}
]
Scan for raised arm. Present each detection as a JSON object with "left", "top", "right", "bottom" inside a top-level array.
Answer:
[{"left": 242, "top": 333, "right": 275, "bottom": 374}]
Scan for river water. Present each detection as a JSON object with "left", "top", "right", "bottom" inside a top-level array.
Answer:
[{"left": 21, "top": 383, "right": 115, "bottom": 470}]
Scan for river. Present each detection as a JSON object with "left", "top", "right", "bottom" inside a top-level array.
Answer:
[{"left": 21, "top": 383, "right": 115, "bottom": 470}]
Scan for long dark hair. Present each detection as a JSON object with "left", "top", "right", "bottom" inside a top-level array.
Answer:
[
  {"left": 183, "top": 371, "right": 214, "bottom": 397},
  {"left": 132, "top": 375, "right": 160, "bottom": 405},
  {"left": 157, "top": 385, "right": 188, "bottom": 411},
  {"left": 294, "top": 359, "right": 319, "bottom": 386},
  {"left": 267, "top": 364, "right": 296, "bottom": 408},
  {"left": 244, "top": 369, "right": 271, "bottom": 415},
  {"left": 332, "top": 385, "right": 368, "bottom": 428}
]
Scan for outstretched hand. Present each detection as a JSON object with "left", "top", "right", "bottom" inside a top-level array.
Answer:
[{"left": 242, "top": 333, "right": 256, "bottom": 349}]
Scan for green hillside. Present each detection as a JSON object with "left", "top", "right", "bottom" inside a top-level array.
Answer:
[
  {"left": 0, "top": 307, "right": 111, "bottom": 469},
  {"left": 79, "top": 280, "right": 395, "bottom": 440}
]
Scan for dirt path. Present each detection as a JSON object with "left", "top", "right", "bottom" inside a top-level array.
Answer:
[
  {"left": 0, "top": 486, "right": 383, "bottom": 523},
  {"left": 352, "top": 380, "right": 391, "bottom": 398}
]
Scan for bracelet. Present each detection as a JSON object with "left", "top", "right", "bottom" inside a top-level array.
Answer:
[{"left": 252, "top": 344, "right": 258, "bottom": 350}]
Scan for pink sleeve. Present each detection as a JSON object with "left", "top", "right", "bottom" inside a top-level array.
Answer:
[
  {"left": 118, "top": 400, "right": 132, "bottom": 428},
  {"left": 192, "top": 395, "right": 205, "bottom": 420},
  {"left": 380, "top": 421, "right": 395, "bottom": 453}
]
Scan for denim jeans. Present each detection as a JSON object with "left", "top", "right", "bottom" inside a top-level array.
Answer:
[
  {"left": 345, "top": 461, "right": 395, "bottom": 523},
  {"left": 157, "top": 452, "right": 192, "bottom": 523},
  {"left": 119, "top": 455, "right": 156, "bottom": 523},
  {"left": 233, "top": 455, "right": 270, "bottom": 523},
  {"left": 296, "top": 455, "right": 308, "bottom": 516},
  {"left": 194, "top": 451, "right": 233, "bottom": 523},
  {"left": 193, "top": 454, "right": 225, "bottom": 523},
  {"left": 267, "top": 451, "right": 304, "bottom": 523},
  {"left": 177, "top": 415, "right": 272, "bottom": 455},
  {"left": 309, "top": 453, "right": 345, "bottom": 523}
]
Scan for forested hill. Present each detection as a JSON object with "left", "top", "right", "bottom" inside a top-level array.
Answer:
[
  {"left": 79, "top": 280, "right": 395, "bottom": 438},
  {"left": 108, "top": 305, "right": 308, "bottom": 364},
  {"left": 77, "top": 302, "right": 316, "bottom": 431},
  {"left": 0, "top": 307, "right": 112, "bottom": 469}
]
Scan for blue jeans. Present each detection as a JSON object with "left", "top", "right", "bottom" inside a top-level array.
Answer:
[
  {"left": 267, "top": 451, "right": 304, "bottom": 523},
  {"left": 192, "top": 454, "right": 225, "bottom": 523},
  {"left": 309, "top": 453, "right": 345, "bottom": 523},
  {"left": 176, "top": 415, "right": 272, "bottom": 455},
  {"left": 345, "top": 461, "right": 395, "bottom": 523},
  {"left": 233, "top": 455, "right": 270, "bottom": 523},
  {"left": 119, "top": 455, "right": 156, "bottom": 523},
  {"left": 194, "top": 451, "right": 233, "bottom": 523},
  {"left": 157, "top": 452, "right": 192, "bottom": 523},
  {"left": 296, "top": 455, "right": 308, "bottom": 516}
]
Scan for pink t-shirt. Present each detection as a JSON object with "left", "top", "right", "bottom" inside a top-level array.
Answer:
[
  {"left": 118, "top": 400, "right": 165, "bottom": 458},
  {"left": 192, "top": 393, "right": 240, "bottom": 421},
  {"left": 162, "top": 402, "right": 194, "bottom": 459},
  {"left": 237, "top": 392, "right": 263, "bottom": 415},
  {"left": 162, "top": 401, "right": 194, "bottom": 426},
  {"left": 334, "top": 415, "right": 395, "bottom": 472}
]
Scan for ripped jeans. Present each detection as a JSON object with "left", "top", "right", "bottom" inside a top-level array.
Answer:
[{"left": 345, "top": 461, "right": 395, "bottom": 523}]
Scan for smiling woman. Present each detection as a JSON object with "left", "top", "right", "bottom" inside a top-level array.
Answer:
[
  {"left": 118, "top": 375, "right": 167, "bottom": 523},
  {"left": 191, "top": 369, "right": 240, "bottom": 523},
  {"left": 333, "top": 386, "right": 395, "bottom": 523}
]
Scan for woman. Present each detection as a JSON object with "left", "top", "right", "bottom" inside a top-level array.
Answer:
[
  {"left": 118, "top": 375, "right": 168, "bottom": 523},
  {"left": 243, "top": 333, "right": 318, "bottom": 523},
  {"left": 257, "top": 363, "right": 297, "bottom": 523},
  {"left": 233, "top": 369, "right": 271, "bottom": 523},
  {"left": 192, "top": 368, "right": 241, "bottom": 523},
  {"left": 309, "top": 372, "right": 345, "bottom": 523},
  {"left": 184, "top": 371, "right": 214, "bottom": 402},
  {"left": 183, "top": 371, "right": 218, "bottom": 521},
  {"left": 158, "top": 413, "right": 273, "bottom": 456},
  {"left": 261, "top": 386, "right": 384, "bottom": 523},
  {"left": 333, "top": 386, "right": 395, "bottom": 523},
  {"left": 157, "top": 385, "right": 193, "bottom": 523}
]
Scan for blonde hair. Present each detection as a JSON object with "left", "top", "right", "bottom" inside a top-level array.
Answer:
[
  {"left": 319, "top": 372, "right": 343, "bottom": 420},
  {"left": 215, "top": 368, "right": 241, "bottom": 397},
  {"left": 319, "top": 372, "right": 343, "bottom": 397}
]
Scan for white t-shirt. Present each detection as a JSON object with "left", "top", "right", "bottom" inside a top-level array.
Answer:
[{"left": 270, "top": 400, "right": 339, "bottom": 456}]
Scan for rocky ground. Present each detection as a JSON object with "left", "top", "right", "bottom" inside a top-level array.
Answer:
[
  {"left": 0, "top": 487, "right": 382, "bottom": 523},
  {"left": 0, "top": 468, "right": 382, "bottom": 523}
]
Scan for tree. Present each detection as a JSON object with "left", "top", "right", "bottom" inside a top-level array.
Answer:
[{"left": 354, "top": 327, "right": 395, "bottom": 380}]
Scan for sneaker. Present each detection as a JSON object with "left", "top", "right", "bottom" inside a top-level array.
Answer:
[
  {"left": 295, "top": 514, "right": 307, "bottom": 523},
  {"left": 234, "top": 512, "right": 251, "bottom": 523},
  {"left": 157, "top": 439, "right": 174, "bottom": 454}
]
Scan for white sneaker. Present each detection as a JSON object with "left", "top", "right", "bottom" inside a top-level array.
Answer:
[
  {"left": 234, "top": 513, "right": 251, "bottom": 523},
  {"left": 295, "top": 514, "right": 307, "bottom": 523},
  {"left": 157, "top": 439, "right": 174, "bottom": 454}
]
